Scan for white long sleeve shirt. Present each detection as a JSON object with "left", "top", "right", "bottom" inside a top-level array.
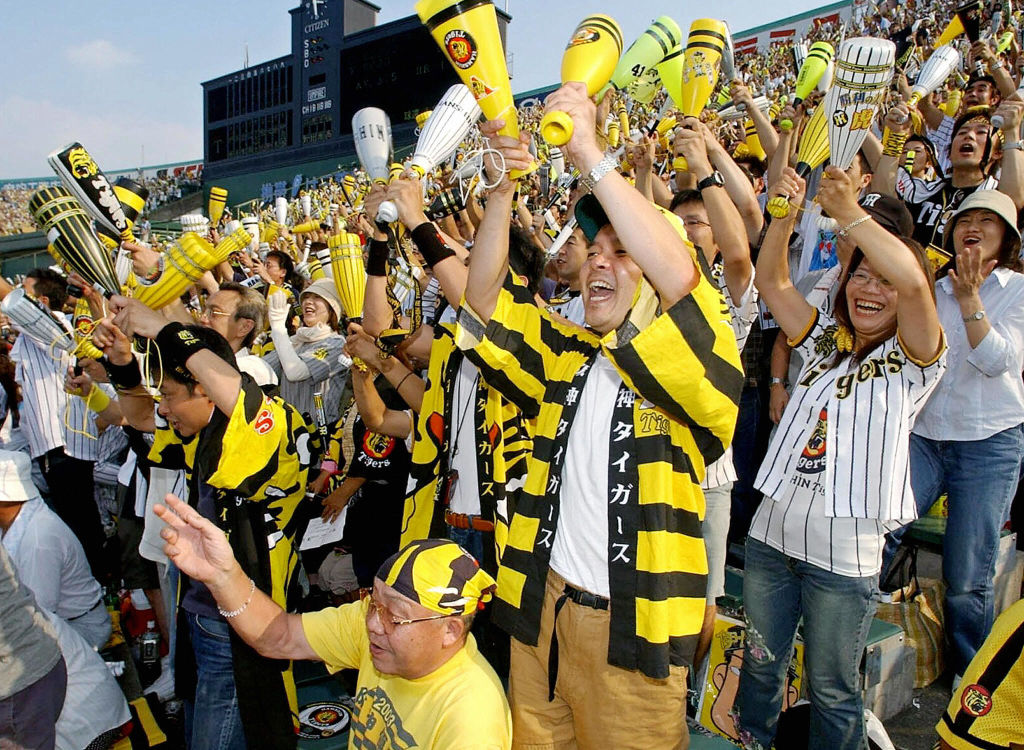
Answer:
[{"left": 913, "top": 268, "right": 1024, "bottom": 441}]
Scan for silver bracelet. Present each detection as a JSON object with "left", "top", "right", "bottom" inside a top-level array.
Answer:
[
  {"left": 838, "top": 215, "right": 871, "bottom": 238},
  {"left": 218, "top": 578, "right": 256, "bottom": 618}
]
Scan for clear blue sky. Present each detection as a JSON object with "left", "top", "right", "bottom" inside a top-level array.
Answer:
[{"left": 0, "top": 0, "right": 831, "bottom": 178}]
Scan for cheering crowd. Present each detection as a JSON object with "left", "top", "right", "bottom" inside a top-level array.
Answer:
[{"left": 4, "top": 0, "right": 1024, "bottom": 749}]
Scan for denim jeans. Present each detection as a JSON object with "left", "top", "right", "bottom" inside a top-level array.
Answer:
[
  {"left": 446, "top": 525, "right": 486, "bottom": 565},
  {"left": 183, "top": 612, "right": 246, "bottom": 750},
  {"left": 735, "top": 539, "right": 877, "bottom": 750},
  {"left": 896, "top": 425, "right": 1024, "bottom": 675}
]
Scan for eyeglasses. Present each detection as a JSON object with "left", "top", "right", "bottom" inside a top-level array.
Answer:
[
  {"left": 200, "top": 307, "right": 231, "bottom": 320},
  {"left": 364, "top": 592, "right": 458, "bottom": 634},
  {"left": 848, "top": 270, "right": 893, "bottom": 290}
]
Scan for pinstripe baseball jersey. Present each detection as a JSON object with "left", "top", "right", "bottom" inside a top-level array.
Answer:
[
  {"left": 64, "top": 384, "right": 115, "bottom": 462},
  {"left": 455, "top": 264, "right": 743, "bottom": 677},
  {"left": 752, "top": 309, "right": 946, "bottom": 575},
  {"left": 10, "top": 333, "right": 68, "bottom": 459},
  {"left": 703, "top": 261, "right": 758, "bottom": 490}
]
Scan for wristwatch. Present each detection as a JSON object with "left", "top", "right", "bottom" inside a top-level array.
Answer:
[
  {"left": 579, "top": 154, "right": 618, "bottom": 194},
  {"left": 963, "top": 310, "right": 986, "bottom": 323},
  {"left": 769, "top": 377, "right": 787, "bottom": 387},
  {"left": 696, "top": 171, "right": 726, "bottom": 191}
]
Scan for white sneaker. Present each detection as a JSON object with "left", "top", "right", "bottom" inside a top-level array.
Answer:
[{"left": 144, "top": 655, "right": 175, "bottom": 702}]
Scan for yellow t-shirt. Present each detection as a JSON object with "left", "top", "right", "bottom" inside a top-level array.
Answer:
[
  {"left": 937, "top": 598, "right": 1024, "bottom": 749},
  {"left": 301, "top": 600, "right": 512, "bottom": 750}
]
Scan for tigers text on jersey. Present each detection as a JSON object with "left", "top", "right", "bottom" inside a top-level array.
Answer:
[{"left": 752, "top": 309, "right": 946, "bottom": 576}]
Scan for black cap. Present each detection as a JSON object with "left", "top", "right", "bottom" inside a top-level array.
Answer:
[
  {"left": 857, "top": 193, "right": 914, "bottom": 238},
  {"left": 574, "top": 194, "right": 610, "bottom": 243}
]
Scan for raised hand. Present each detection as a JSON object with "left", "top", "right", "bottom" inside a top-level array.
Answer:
[
  {"left": 155, "top": 493, "right": 240, "bottom": 586},
  {"left": 948, "top": 243, "right": 997, "bottom": 302}
]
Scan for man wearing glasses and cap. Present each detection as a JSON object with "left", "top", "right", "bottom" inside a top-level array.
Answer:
[{"left": 155, "top": 493, "right": 511, "bottom": 750}]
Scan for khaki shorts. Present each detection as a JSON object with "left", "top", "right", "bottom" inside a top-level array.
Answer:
[{"left": 509, "top": 568, "right": 689, "bottom": 750}]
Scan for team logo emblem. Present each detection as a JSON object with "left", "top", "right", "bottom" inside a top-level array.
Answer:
[
  {"left": 362, "top": 430, "right": 395, "bottom": 460},
  {"left": 254, "top": 406, "right": 275, "bottom": 435},
  {"left": 444, "top": 29, "right": 477, "bottom": 69},
  {"left": 832, "top": 110, "right": 849, "bottom": 128},
  {"left": 961, "top": 684, "right": 993, "bottom": 717},
  {"left": 297, "top": 701, "right": 350, "bottom": 739},
  {"left": 66, "top": 147, "right": 99, "bottom": 178},
  {"left": 469, "top": 75, "right": 495, "bottom": 99},
  {"left": 568, "top": 27, "right": 600, "bottom": 47}
]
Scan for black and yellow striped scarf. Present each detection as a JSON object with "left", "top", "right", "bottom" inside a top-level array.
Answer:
[{"left": 455, "top": 265, "right": 743, "bottom": 678}]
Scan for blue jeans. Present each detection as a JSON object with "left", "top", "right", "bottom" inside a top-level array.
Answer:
[
  {"left": 447, "top": 525, "right": 486, "bottom": 565},
  {"left": 735, "top": 539, "right": 877, "bottom": 750},
  {"left": 184, "top": 612, "right": 246, "bottom": 750},
  {"left": 897, "top": 426, "right": 1024, "bottom": 675}
]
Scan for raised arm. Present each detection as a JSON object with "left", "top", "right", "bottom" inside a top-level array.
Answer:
[
  {"left": 676, "top": 118, "right": 753, "bottom": 304},
  {"left": 547, "top": 82, "right": 698, "bottom": 307},
  {"left": 817, "top": 166, "right": 942, "bottom": 363},
  {"left": 753, "top": 168, "right": 815, "bottom": 340},
  {"left": 462, "top": 120, "right": 533, "bottom": 324},
  {"left": 732, "top": 81, "right": 779, "bottom": 159},
  {"left": 870, "top": 104, "right": 911, "bottom": 197},
  {"left": 359, "top": 186, "right": 396, "bottom": 337},
  {"left": 155, "top": 494, "right": 318, "bottom": 661},
  {"left": 706, "top": 121, "right": 765, "bottom": 243},
  {"left": 994, "top": 100, "right": 1024, "bottom": 210},
  {"left": 387, "top": 175, "right": 468, "bottom": 310}
]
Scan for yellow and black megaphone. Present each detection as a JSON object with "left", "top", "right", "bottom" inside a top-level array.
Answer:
[
  {"left": 207, "top": 186, "right": 228, "bottom": 226},
  {"left": 417, "top": 0, "right": 536, "bottom": 177},
  {"left": 657, "top": 41, "right": 685, "bottom": 111},
  {"left": 541, "top": 15, "right": 623, "bottom": 146},
  {"left": 605, "top": 16, "right": 681, "bottom": 97},
  {"left": 780, "top": 41, "right": 833, "bottom": 130},
  {"left": 673, "top": 19, "right": 728, "bottom": 172}
]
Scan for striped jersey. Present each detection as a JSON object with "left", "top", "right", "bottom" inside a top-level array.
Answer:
[
  {"left": 702, "top": 262, "right": 757, "bottom": 490},
  {"left": 10, "top": 333, "right": 68, "bottom": 459},
  {"left": 456, "top": 261, "right": 743, "bottom": 678},
  {"left": 753, "top": 309, "right": 946, "bottom": 574}
]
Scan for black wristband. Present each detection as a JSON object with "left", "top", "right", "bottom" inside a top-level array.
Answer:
[
  {"left": 155, "top": 322, "right": 209, "bottom": 377},
  {"left": 410, "top": 222, "right": 457, "bottom": 268},
  {"left": 104, "top": 358, "right": 142, "bottom": 390},
  {"left": 367, "top": 238, "right": 389, "bottom": 277}
]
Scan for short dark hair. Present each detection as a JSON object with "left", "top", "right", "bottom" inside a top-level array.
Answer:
[
  {"left": 26, "top": 268, "right": 67, "bottom": 311},
  {"left": 669, "top": 189, "right": 703, "bottom": 213},
  {"left": 508, "top": 226, "right": 545, "bottom": 295},
  {"left": 830, "top": 238, "right": 934, "bottom": 368}
]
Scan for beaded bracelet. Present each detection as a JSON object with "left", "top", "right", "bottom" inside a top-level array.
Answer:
[{"left": 218, "top": 578, "right": 256, "bottom": 619}]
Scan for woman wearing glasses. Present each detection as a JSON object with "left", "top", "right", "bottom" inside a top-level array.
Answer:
[
  {"left": 893, "top": 189, "right": 1024, "bottom": 686},
  {"left": 734, "top": 166, "right": 945, "bottom": 750}
]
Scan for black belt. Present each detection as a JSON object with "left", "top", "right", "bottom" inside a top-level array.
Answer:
[
  {"left": 547, "top": 582, "right": 609, "bottom": 701},
  {"left": 68, "top": 599, "right": 103, "bottom": 621}
]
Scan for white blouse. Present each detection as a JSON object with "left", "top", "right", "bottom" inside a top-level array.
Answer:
[{"left": 913, "top": 268, "right": 1024, "bottom": 441}]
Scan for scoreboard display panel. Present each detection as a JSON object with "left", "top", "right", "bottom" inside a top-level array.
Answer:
[{"left": 338, "top": 26, "right": 460, "bottom": 131}]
